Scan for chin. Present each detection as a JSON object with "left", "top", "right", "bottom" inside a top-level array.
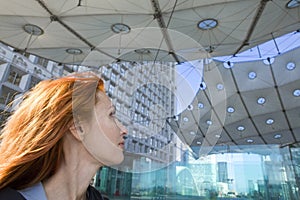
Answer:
[{"left": 108, "top": 152, "right": 124, "bottom": 166}]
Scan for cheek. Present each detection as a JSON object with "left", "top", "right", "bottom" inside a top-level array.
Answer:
[
  {"left": 81, "top": 115, "right": 124, "bottom": 166},
  {"left": 101, "top": 119, "right": 120, "bottom": 142}
]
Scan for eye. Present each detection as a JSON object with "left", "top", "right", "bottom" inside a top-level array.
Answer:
[{"left": 110, "top": 110, "right": 116, "bottom": 117}]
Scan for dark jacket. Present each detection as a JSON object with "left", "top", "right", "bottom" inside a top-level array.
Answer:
[{"left": 0, "top": 187, "right": 25, "bottom": 199}]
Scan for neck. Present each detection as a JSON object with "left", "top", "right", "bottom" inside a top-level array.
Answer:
[{"left": 43, "top": 132, "right": 102, "bottom": 200}]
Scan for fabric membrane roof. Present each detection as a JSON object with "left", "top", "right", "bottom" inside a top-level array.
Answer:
[
  {"left": 0, "top": 0, "right": 299, "bottom": 64},
  {"left": 168, "top": 47, "right": 300, "bottom": 156},
  {"left": 0, "top": 0, "right": 300, "bottom": 156}
]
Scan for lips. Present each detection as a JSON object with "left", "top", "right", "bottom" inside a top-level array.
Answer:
[{"left": 118, "top": 141, "right": 125, "bottom": 149}]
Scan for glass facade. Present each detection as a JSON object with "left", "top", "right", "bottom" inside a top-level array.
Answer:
[{"left": 95, "top": 145, "right": 300, "bottom": 200}]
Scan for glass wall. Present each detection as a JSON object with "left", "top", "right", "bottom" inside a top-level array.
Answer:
[{"left": 94, "top": 144, "right": 300, "bottom": 200}]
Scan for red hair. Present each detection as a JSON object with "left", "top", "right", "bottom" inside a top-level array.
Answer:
[{"left": 0, "top": 71, "right": 105, "bottom": 190}]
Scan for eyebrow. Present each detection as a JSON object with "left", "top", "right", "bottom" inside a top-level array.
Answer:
[
  {"left": 109, "top": 105, "right": 116, "bottom": 111},
  {"left": 108, "top": 104, "right": 117, "bottom": 111}
]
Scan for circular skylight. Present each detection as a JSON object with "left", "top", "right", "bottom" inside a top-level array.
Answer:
[
  {"left": 66, "top": 48, "right": 82, "bottom": 55},
  {"left": 197, "top": 19, "right": 218, "bottom": 30},
  {"left": 266, "top": 118, "right": 274, "bottom": 125},
  {"left": 198, "top": 102, "right": 204, "bottom": 109},
  {"left": 206, "top": 120, "right": 212, "bottom": 125},
  {"left": 286, "top": 0, "right": 300, "bottom": 8},
  {"left": 111, "top": 23, "right": 131, "bottom": 34},
  {"left": 274, "top": 134, "right": 282, "bottom": 139},
  {"left": 216, "top": 83, "right": 224, "bottom": 90},
  {"left": 293, "top": 89, "right": 300, "bottom": 97},
  {"left": 183, "top": 117, "right": 189, "bottom": 122},
  {"left": 23, "top": 24, "right": 44, "bottom": 36},
  {"left": 248, "top": 71, "right": 257, "bottom": 79},
  {"left": 257, "top": 97, "right": 266, "bottom": 105},
  {"left": 286, "top": 62, "right": 296, "bottom": 70},
  {"left": 237, "top": 125, "right": 245, "bottom": 131},
  {"left": 227, "top": 106, "right": 235, "bottom": 113},
  {"left": 246, "top": 139, "right": 254, "bottom": 143}
]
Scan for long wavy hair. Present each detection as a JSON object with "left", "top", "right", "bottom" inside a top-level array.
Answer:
[{"left": 0, "top": 71, "right": 105, "bottom": 190}]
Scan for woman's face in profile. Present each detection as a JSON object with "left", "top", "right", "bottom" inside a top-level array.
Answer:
[
  {"left": 79, "top": 91, "right": 127, "bottom": 166},
  {"left": 94, "top": 92, "right": 126, "bottom": 150}
]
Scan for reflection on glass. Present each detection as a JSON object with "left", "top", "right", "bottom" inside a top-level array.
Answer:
[{"left": 94, "top": 145, "right": 300, "bottom": 200}]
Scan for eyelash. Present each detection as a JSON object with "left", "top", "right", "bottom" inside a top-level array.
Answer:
[{"left": 110, "top": 111, "right": 116, "bottom": 117}]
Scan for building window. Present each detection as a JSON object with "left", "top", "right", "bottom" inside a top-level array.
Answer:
[
  {"left": 7, "top": 70, "right": 22, "bottom": 86},
  {"left": 111, "top": 73, "right": 117, "bottom": 82},
  {"left": 108, "top": 85, "right": 115, "bottom": 95},
  {"left": 134, "top": 102, "right": 139, "bottom": 110},
  {"left": 117, "top": 90, "right": 123, "bottom": 99},
  {"left": 115, "top": 102, "right": 121, "bottom": 111},
  {"left": 0, "top": 91, "right": 18, "bottom": 105},
  {"left": 120, "top": 67, "right": 125, "bottom": 76}
]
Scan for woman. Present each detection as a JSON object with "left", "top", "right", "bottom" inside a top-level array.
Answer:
[{"left": 0, "top": 71, "right": 127, "bottom": 199}]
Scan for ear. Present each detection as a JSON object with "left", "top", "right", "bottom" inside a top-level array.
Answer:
[{"left": 69, "top": 121, "right": 85, "bottom": 141}]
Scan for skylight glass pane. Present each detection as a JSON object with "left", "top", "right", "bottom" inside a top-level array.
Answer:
[
  {"left": 286, "top": 62, "right": 296, "bottom": 70},
  {"left": 206, "top": 120, "right": 212, "bottom": 125},
  {"left": 198, "top": 102, "right": 204, "bottom": 109},
  {"left": 227, "top": 107, "right": 235, "bottom": 113},
  {"left": 216, "top": 83, "right": 224, "bottom": 90},
  {"left": 198, "top": 19, "right": 218, "bottom": 30},
  {"left": 111, "top": 23, "right": 131, "bottom": 34},
  {"left": 274, "top": 134, "right": 282, "bottom": 139},
  {"left": 246, "top": 139, "right": 254, "bottom": 143},
  {"left": 266, "top": 118, "right": 274, "bottom": 125},
  {"left": 257, "top": 97, "right": 266, "bottom": 105},
  {"left": 286, "top": 0, "right": 300, "bottom": 8},
  {"left": 248, "top": 72, "right": 257, "bottom": 79},
  {"left": 214, "top": 31, "right": 300, "bottom": 62},
  {"left": 237, "top": 126, "right": 245, "bottom": 131},
  {"left": 293, "top": 89, "right": 300, "bottom": 97}
]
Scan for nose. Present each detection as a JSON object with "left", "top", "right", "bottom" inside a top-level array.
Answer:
[
  {"left": 120, "top": 125, "right": 127, "bottom": 137},
  {"left": 116, "top": 119, "right": 128, "bottom": 136}
]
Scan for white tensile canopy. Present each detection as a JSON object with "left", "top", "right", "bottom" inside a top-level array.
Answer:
[{"left": 1, "top": 0, "right": 300, "bottom": 156}]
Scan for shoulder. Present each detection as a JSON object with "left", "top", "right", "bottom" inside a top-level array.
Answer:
[
  {"left": 87, "top": 185, "right": 109, "bottom": 200},
  {"left": 0, "top": 187, "right": 25, "bottom": 199}
]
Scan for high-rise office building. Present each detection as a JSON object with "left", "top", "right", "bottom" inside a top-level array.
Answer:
[
  {"left": 0, "top": 43, "right": 64, "bottom": 127},
  {"left": 217, "top": 162, "right": 228, "bottom": 183},
  {"left": 94, "top": 61, "right": 180, "bottom": 196}
]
